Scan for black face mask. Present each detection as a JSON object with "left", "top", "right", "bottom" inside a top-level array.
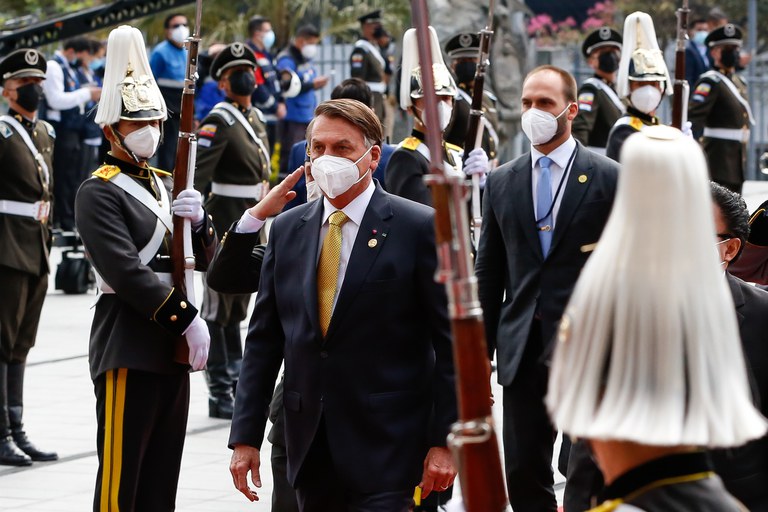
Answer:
[
  {"left": 71, "top": 58, "right": 83, "bottom": 68},
  {"left": 14, "top": 83, "right": 44, "bottom": 112},
  {"left": 454, "top": 61, "right": 477, "bottom": 86},
  {"left": 720, "top": 48, "right": 739, "bottom": 69},
  {"left": 597, "top": 51, "right": 619, "bottom": 73},
  {"left": 229, "top": 69, "right": 256, "bottom": 96}
]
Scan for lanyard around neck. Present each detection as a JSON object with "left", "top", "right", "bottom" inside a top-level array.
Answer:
[{"left": 535, "top": 146, "right": 578, "bottom": 225}]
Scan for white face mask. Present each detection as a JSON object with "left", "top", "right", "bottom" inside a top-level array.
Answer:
[
  {"left": 171, "top": 25, "right": 190, "bottom": 45},
  {"left": 310, "top": 146, "right": 373, "bottom": 199},
  {"left": 414, "top": 100, "right": 453, "bottom": 132},
  {"left": 123, "top": 125, "right": 161, "bottom": 160},
  {"left": 306, "top": 179, "right": 322, "bottom": 201},
  {"left": 301, "top": 43, "right": 318, "bottom": 60},
  {"left": 630, "top": 85, "right": 662, "bottom": 115},
  {"left": 521, "top": 104, "right": 571, "bottom": 146}
]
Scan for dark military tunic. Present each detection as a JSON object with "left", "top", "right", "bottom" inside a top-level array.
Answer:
[
  {"left": 689, "top": 69, "right": 752, "bottom": 192},
  {"left": 0, "top": 110, "right": 55, "bottom": 362},
  {"left": 349, "top": 38, "right": 387, "bottom": 123},
  {"left": 605, "top": 107, "right": 659, "bottom": 162},
  {"left": 194, "top": 100, "right": 269, "bottom": 325},
  {"left": 589, "top": 452, "right": 746, "bottom": 511},
  {"left": 444, "top": 87, "right": 499, "bottom": 163},
  {"left": 75, "top": 154, "right": 217, "bottom": 378},
  {"left": 572, "top": 76, "right": 625, "bottom": 153},
  {"left": 385, "top": 129, "right": 463, "bottom": 207}
]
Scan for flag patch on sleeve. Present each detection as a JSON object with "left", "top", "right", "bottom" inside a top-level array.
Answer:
[
  {"left": 198, "top": 124, "right": 218, "bottom": 138},
  {"left": 578, "top": 92, "right": 594, "bottom": 111}
]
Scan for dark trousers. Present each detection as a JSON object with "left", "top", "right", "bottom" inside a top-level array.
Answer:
[
  {"left": 0, "top": 266, "right": 47, "bottom": 363},
  {"left": 502, "top": 320, "right": 558, "bottom": 512},
  {"left": 51, "top": 126, "right": 84, "bottom": 231},
  {"left": 156, "top": 114, "right": 180, "bottom": 173},
  {"left": 563, "top": 438, "right": 603, "bottom": 512},
  {"left": 278, "top": 120, "right": 309, "bottom": 178},
  {"left": 93, "top": 368, "right": 189, "bottom": 512},
  {"left": 295, "top": 418, "right": 413, "bottom": 512},
  {"left": 268, "top": 377, "right": 300, "bottom": 512}
]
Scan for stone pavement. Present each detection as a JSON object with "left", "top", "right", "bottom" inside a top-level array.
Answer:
[{"left": 0, "top": 247, "right": 567, "bottom": 511}]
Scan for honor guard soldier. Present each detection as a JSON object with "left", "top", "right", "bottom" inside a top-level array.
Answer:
[
  {"left": 386, "top": 26, "right": 488, "bottom": 209},
  {"left": 0, "top": 49, "right": 58, "bottom": 467},
  {"left": 605, "top": 12, "right": 671, "bottom": 162},
  {"left": 689, "top": 24, "right": 753, "bottom": 193},
  {"left": 572, "top": 27, "right": 624, "bottom": 155},
  {"left": 194, "top": 43, "right": 270, "bottom": 419},
  {"left": 74, "top": 26, "right": 215, "bottom": 510},
  {"left": 349, "top": 10, "right": 388, "bottom": 126},
  {"left": 443, "top": 32, "right": 500, "bottom": 167}
]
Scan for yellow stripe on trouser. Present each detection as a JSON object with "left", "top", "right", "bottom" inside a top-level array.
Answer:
[{"left": 101, "top": 368, "right": 127, "bottom": 511}]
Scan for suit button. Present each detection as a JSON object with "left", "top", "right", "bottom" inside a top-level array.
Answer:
[{"left": 320, "top": 350, "right": 328, "bottom": 359}]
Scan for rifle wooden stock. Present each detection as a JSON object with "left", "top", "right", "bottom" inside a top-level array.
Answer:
[
  {"left": 411, "top": 0, "right": 507, "bottom": 509},
  {"left": 171, "top": 0, "right": 202, "bottom": 364},
  {"left": 672, "top": 0, "right": 690, "bottom": 129},
  {"left": 464, "top": 24, "right": 493, "bottom": 153}
]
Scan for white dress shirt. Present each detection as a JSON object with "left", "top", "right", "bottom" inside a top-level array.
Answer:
[
  {"left": 530, "top": 136, "right": 577, "bottom": 230},
  {"left": 41, "top": 52, "right": 92, "bottom": 121}
]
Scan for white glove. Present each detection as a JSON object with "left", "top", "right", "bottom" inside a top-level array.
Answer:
[
  {"left": 183, "top": 316, "right": 210, "bottom": 371},
  {"left": 464, "top": 148, "right": 489, "bottom": 187},
  {"left": 172, "top": 189, "right": 205, "bottom": 227},
  {"left": 682, "top": 121, "right": 693, "bottom": 139}
]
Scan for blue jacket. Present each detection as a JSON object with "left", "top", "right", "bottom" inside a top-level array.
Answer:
[{"left": 276, "top": 45, "right": 318, "bottom": 124}]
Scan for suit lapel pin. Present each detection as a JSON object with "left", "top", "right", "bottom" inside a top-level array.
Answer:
[
  {"left": 368, "top": 238, "right": 378, "bottom": 248},
  {"left": 578, "top": 174, "right": 588, "bottom": 184}
]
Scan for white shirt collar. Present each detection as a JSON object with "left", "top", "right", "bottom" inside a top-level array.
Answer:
[
  {"left": 530, "top": 136, "right": 577, "bottom": 170},
  {"left": 321, "top": 180, "right": 376, "bottom": 227}
]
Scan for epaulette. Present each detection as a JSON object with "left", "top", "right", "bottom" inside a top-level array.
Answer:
[
  {"left": 0, "top": 122, "right": 11, "bottom": 139},
  {"left": 40, "top": 120, "right": 56, "bottom": 139},
  {"left": 401, "top": 136, "right": 422, "bottom": 151},
  {"left": 209, "top": 107, "right": 236, "bottom": 126},
  {"left": 445, "top": 141, "right": 463, "bottom": 153},
  {"left": 252, "top": 107, "right": 265, "bottom": 123},
  {"left": 92, "top": 165, "right": 121, "bottom": 181},
  {"left": 150, "top": 167, "right": 172, "bottom": 177}
]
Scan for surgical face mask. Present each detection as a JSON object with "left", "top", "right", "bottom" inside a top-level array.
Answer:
[
  {"left": 263, "top": 30, "right": 276, "bottom": 50},
  {"left": 12, "top": 82, "right": 44, "bottom": 112},
  {"left": 306, "top": 179, "right": 322, "bottom": 201},
  {"left": 229, "top": 69, "right": 256, "bottom": 96},
  {"left": 720, "top": 48, "right": 739, "bottom": 69},
  {"left": 301, "top": 43, "right": 318, "bottom": 60},
  {"left": 597, "top": 51, "right": 619, "bottom": 73},
  {"left": 89, "top": 57, "right": 105, "bottom": 72},
  {"left": 521, "top": 103, "right": 570, "bottom": 146},
  {"left": 630, "top": 85, "right": 662, "bottom": 114},
  {"left": 123, "top": 125, "right": 161, "bottom": 160},
  {"left": 692, "top": 30, "right": 708, "bottom": 46},
  {"left": 310, "top": 145, "right": 373, "bottom": 199},
  {"left": 454, "top": 61, "right": 477, "bottom": 85},
  {"left": 414, "top": 101, "right": 453, "bottom": 132},
  {"left": 171, "top": 24, "right": 190, "bottom": 45}
]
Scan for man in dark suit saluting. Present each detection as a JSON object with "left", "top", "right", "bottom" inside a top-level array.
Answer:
[
  {"left": 475, "top": 65, "right": 619, "bottom": 511},
  {"left": 228, "top": 98, "right": 457, "bottom": 511}
]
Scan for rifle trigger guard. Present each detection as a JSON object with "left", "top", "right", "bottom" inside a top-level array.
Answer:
[{"left": 447, "top": 417, "right": 493, "bottom": 448}]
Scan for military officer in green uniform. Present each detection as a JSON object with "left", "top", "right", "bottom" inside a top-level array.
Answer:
[
  {"left": 74, "top": 26, "right": 214, "bottom": 510},
  {"left": 443, "top": 32, "right": 500, "bottom": 166},
  {"left": 349, "top": 10, "right": 388, "bottom": 126},
  {"left": 572, "top": 27, "right": 624, "bottom": 155},
  {"left": 194, "top": 42, "right": 270, "bottom": 419},
  {"left": 689, "top": 24, "right": 753, "bottom": 193},
  {"left": 0, "top": 48, "right": 59, "bottom": 467}
]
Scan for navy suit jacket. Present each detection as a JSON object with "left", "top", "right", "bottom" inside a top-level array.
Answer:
[
  {"left": 476, "top": 142, "right": 619, "bottom": 386},
  {"left": 685, "top": 41, "right": 711, "bottom": 87},
  {"left": 229, "top": 183, "right": 457, "bottom": 493}
]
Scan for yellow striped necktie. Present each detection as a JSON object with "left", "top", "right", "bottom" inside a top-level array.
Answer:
[{"left": 318, "top": 210, "right": 349, "bottom": 336}]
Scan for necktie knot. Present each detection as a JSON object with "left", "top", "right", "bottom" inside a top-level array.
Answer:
[
  {"left": 539, "top": 156, "right": 552, "bottom": 171},
  {"left": 329, "top": 210, "right": 349, "bottom": 228}
]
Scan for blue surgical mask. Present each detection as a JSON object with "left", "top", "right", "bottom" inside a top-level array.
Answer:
[
  {"left": 263, "top": 30, "right": 276, "bottom": 50},
  {"left": 693, "top": 30, "right": 708, "bottom": 46},
  {"left": 90, "top": 58, "right": 105, "bottom": 72}
]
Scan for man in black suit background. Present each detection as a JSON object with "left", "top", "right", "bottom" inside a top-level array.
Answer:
[
  {"left": 228, "top": 98, "right": 457, "bottom": 511},
  {"left": 711, "top": 182, "right": 768, "bottom": 510},
  {"left": 475, "top": 65, "right": 619, "bottom": 511}
]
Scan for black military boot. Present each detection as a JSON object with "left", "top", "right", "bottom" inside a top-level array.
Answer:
[
  {"left": 7, "top": 362, "right": 58, "bottom": 461},
  {"left": 0, "top": 363, "right": 31, "bottom": 466},
  {"left": 206, "top": 322, "right": 234, "bottom": 419}
]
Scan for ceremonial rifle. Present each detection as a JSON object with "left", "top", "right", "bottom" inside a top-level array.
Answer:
[
  {"left": 672, "top": 0, "right": 690, "bottom": 129},
  {"left": 464, "top": 0, "right": 495, "bottom": 249},
  {"left": 171, "top": 0, "right": 202, "bottom": 364},
  {"left": 410, "top": 0, "right": 507, "bottom": 509}
]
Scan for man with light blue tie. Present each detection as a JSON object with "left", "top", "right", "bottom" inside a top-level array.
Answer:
[{"left": 475, "top": 65, "right": 619, "bottom": 512}]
